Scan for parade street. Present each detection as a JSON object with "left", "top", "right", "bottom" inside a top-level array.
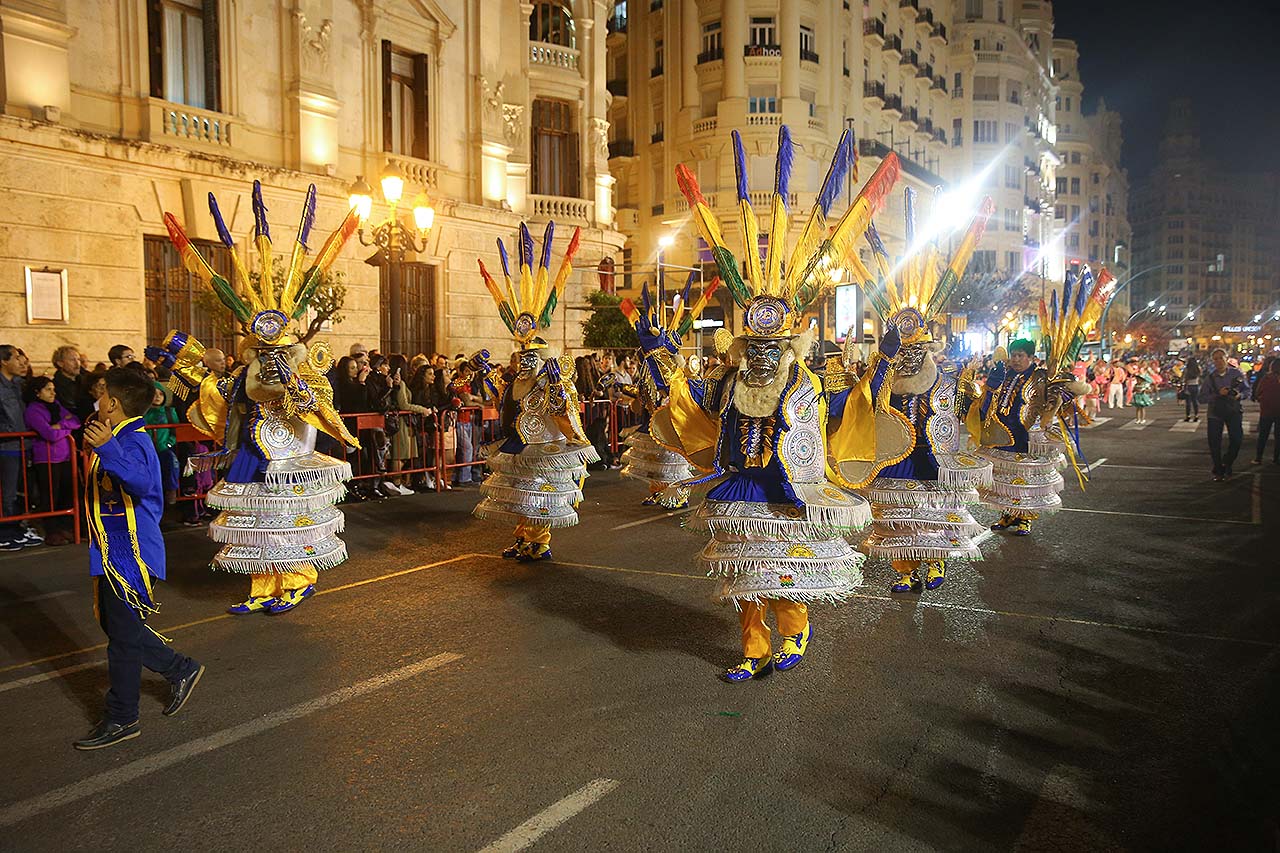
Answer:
[{"left": 1, "top": 406, "right": 1275, "bottom": 853}]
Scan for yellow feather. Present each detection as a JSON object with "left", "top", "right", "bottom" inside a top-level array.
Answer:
[
  {"left": 764, "top": 195, "right": 787, "bottom": 296},
  {"left": 784, "top": 208, "right": 828, "bottom": 298},
  {"left": 255, "top": 234, "right": 275, "bottom": 309},
  {"left": 738, "top": 199, "right": 763, "bottom": 287}
]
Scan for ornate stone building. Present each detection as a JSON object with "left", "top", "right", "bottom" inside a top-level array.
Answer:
[{"left": 0, "top": 0, "right": 623, "bottom": 364}]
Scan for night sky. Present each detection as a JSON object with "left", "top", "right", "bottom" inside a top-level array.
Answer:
[{"left": 1052, "top": 0, "right": 1280, "bottom": 179}]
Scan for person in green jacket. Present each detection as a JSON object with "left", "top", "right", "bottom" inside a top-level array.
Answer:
[{"left": 144, "top": 381, "right": 180, "bottom": 506}]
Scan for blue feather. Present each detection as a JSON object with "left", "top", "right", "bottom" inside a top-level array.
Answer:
[
  {"left": 904, "top": 187, "right": 917, "bottom": 245},
  {"left": 1062, "top": 269, "right": 1075, "bottom": 319},
  {"left": 519, "top": 223, "right": 534, "bottom": 270},
  {"left": 1050, "top": 289, "right": 1059, "bottom": 328},
  {"left": 815, "top": 130, "right": 856, "bottom": 215},
  {"left": 681, "top": 271, "right": 694, "bottom": 307},
  {"left": 732, "top": 130, "right": 750, "bottom": 201},
  {"left": 298, "top": 184, "right": 317, "bottom": 248},
  {"left": 251, "top": 180, "right": 270, "bottom": 242},
  {"left": 1075, "top": 267, "right": 1092, "bottom": 314},
  {"left": 774, "top": 125, "right": 793, "bottom": 208},
  {"left": 641, "top": 280, "right": 653, "bottom": 316},
  {"left": 497, "top": 239, "right": 512, "bottom": 278},
  {"left": 208, "top": 193, "right": 235, "bottom": 249},
  {"left": 541, "top": 221, "right": 555, "bottom": 271},
  {"left": 865, "top": 222, "right": 888, "bottom": 258}
]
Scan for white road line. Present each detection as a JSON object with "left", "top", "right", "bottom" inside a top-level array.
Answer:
[
  {"left": 1083, "top": 457, "right": 1107, "bottom": 474},
  {"left": 1080, "top": 417, "right": 1110, "bottom": 429},
  {"left": 0, "top": 652, "right": 463, "bottom": 828},
  {"left": 1254, "top": 474, "right": 1263, "bottom": 525},
  {"left": 1169, "top": 421, "right": 1199, "bottom": 432},
  {"left": 1097, "top": 463, "right": 1194, "bottom": 472},
  {"left": 477, "top": 778, "right": 620, "bottom": 853},
  {"left": 1059, "top": 507, "right": 1257, "bottom": 526},
  {"left": 0, "top": 661, "right": 102, "bottom": 695},
  {"left": 0, "top": 590, "right": 76, "bottom": 607},
  {"left": 1117, "top": 420, "right": 1148, "bottom": 430},
  {"left": 611, "top": 508, "right": 693, "bottom": 530},
  {"left": 972, "top": 529, "right": 995, "bottom": 547}
]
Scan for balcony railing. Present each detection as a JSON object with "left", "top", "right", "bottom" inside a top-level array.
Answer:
[
  {"left": 919, "top": 63, "right": 933, "bottom": 79},
  {"left": 931, "top": 23, "right": 947, "bottom": 41},
  {"left": 608, "top": 140, "right": 635, "bottom": 158},
  {"left": 951, "top": 85, "right": 964, "bottom": 98},
  {"left": 883, "top": 35, "right": 902, "bottom": 54},
  {"left": 920, "top": 117, "right": 934, "bottom": 134},
  {"left": 531, "top": 194, "right": 593, "bottom": 224},
  {"left": 903, "top": 107, "right": 919, "bottom": 126},
  {"left": 693, "top": 116, "right": 719, "bottom": 134},
  {"left": 800, "top": 48, "right": 820, "bottom": 63},
  {"left": 864, "top": 81, "right": 886, "bottom": 101},
  {"left": 697, "top": 46, "right": 723, "bottom": 64},
  {"left": 607, "top": 79, "right": 628, "bottom": 97},
  {"left": 385, "top": 154, "right": 441, "bottom": 190},
  {"left": 860, "top": 138, "right": 945, "bottom": 186},
  {"left": 149, "top": 99, "right": 234, "bottom": 148},
  {"left": 884, "top": 94, "right": 903, "bottom": 113},
  {"left": 863, "top": 19, "right": 885, "bottom": 40},
  {"left": 607, "top": 11, "right": 628, "bottom": 33},
  {"left": 933, "top": 128, "right": 948, "bottom": 144},
  {"left": 530, "top": 43, "right": 580, "bottom": 70},
  {"left": 931, "top": 76, "right": 946, "bottom": 91},
  {"left": 900, "top": 49, "right": 918, "bottom": 66},
  {"left": 748, "top": 190, "right": 798, "bottom": 209},
  {"left": 747, "top": 113, "right": 781, "bottom": 126}
]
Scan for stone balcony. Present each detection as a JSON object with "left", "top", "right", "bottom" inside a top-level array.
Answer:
[
  {"left": 385, "top": 154, "right": 442, "bottom": 190},
  {"left": 529, "top": 194, "right": 594, "bottom": 225},
  {"left": 529, "top": 42, "right": 580, "bottom": 72},
  {"left": 146, "top": 99, "right": 234, "bottom": 150}
]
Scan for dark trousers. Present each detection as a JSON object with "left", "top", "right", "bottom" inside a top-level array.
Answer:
[
  {"left": 97, "top": 577, "right": 195, "bottom": 724},
  {"left": 1258, "top": 416, "right": 1279, "bottom": 462},
  {"left": 1184, "top": 389, "right": 1199, "bottom": 418},
  {"left": 30, "top": 459, "right": 75, "bottom": 534},
  {"left": 0, "top": 452, "right": 20, "bottom": 536},
  {"left": 1207, "top": 414, "right": 1244, "bottom": 475}
]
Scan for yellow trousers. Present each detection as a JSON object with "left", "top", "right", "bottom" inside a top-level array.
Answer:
[
  {"left": 739, "top": 599, "right": 808, "bottom": 659},
  {"left": 249, "top": 563, "right": 318, "bottom": 599},
  {"left": 513, "top": 520, "right": 551, "bottom": 546}
]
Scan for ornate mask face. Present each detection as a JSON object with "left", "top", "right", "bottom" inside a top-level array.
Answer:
[
  {"left": 742, "top": 340, "right": 784, "bottom": 388},
  {"left": 517, "top": 350, "right": 541, "bottom": 377},
  {"left": 892, "top": 342, "right": 928, "bottom": 378},
  {"left": 245, "top": 344, "right": 307, "bottom": 402}
]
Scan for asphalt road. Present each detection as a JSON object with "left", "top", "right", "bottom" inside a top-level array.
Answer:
[{"left": 1, "top": 397, "right": 1277, "bottom": 852}]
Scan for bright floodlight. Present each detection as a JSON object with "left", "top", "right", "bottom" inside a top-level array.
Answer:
[{"left": 658, "top": 234, "right": 676, "bottom": 248}]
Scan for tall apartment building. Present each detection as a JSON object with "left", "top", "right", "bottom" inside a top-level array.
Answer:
[
  {"left": 1131, "top": 100, "right": 1280, "bottom": 351},
  {"left": 0, "top": 0, "right": 623, "bottom": 362},
  {"left": 606, "top": 0, "right": 959, "bottom": 338}
]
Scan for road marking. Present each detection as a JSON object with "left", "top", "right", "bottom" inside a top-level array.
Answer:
[
  {"left": 1096, "top": 463, "right": 1193, "bottom": 472},
  {"left": 611, "top": 508, "right": 694, "bottom": 530},
  {"left": 0, "top": 590, "right": 76, "bottom": 606},
  {"left": 1254, "top": 474, "right": 1263, "bottom": 525},
  {"left": 1117, "top": 420, "right": 1148, "bottom": 430},
  {"left": 972, "top": 529, "right": 994, "bottom": 547},
  {"left": 0, "top": 553, "right": 486, "bottom": 677},
  {"left": 0, "top": 652, "right": 463, "bottom": 828},
  {"left": 477, "top": 778, "right": 620, "bottom": 853},
  {"left": 1080, "top": 417, "right": 1110, "bottom": 429},
  {"left": 0, "top": 661, "right": 103, "bottom": 695},
  {"left": 1058, "top": 506, "right": 1257, "bottom": 525},
  {"left": 1169, "top": 420, "right": 1199, "bottom": 432},
  {"left": 1083, "top": 457, "right": 1107, "bottom": 474},
  {"left": 555, "top": 559, "right": 706, "bottom": 582}
]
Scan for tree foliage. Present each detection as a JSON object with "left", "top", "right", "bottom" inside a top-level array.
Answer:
[
  {"left": 580, "top": 289, "right": 639, "bottom": 350},
  {"left": 950, "top": 271, "right": 1036, "bottom": 344},
  {"left": 194, "top": 268, "right": 347, "bottom": 343}
]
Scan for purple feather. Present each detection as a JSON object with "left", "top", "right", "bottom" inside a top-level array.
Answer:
[
  {"left": 1049, "top": 289, "right": 1059, "bottom": 328},
  {"left": 208, "top": 193, "right": 235, "bottom": 249},
  {"left": 1062, "top": 268, "right": 1075, "bottom": 318},
  {"left": 774, "top": 125, "right": 793, "bottom": 209},
  {"left": 732, "top": 130, "right": 750, "bottom": 202},
  {"left": 1075, "top": 267, "right": 1093, "bottom": 314},
  {"left": 541, "top": 221, "right": 555, "bottom": 271},
  {"left": 681, "top": 271, "right": 694, "bottom": 308},
  {"left": 298, "top": 184, "right": 317, "bottom": 248},
  {"left": 865, "top": 222, "right": 888, "bottom": 258},
  {"left": 641, "top": 280, "right": 653, "bottom": 316},
  {"left": 497, "top": 238, "right": 512, "bottom": 278},
  {"left": 815, "top": 130, "right": 856, "bottom": 215},
  {"left": 904, "top": 187, "right": 917, "bottom": 244},
  {"left": 519, "top": 223, "right": 534, "bottom": 270},
  {"left": 251, "top": 180, "right": 270, "bottom": 242}
]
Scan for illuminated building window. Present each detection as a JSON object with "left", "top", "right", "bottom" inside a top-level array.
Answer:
[
  {"left": 148, "top": 0, "right": 220, "bottom": 110},
  {"left": 382, "top": 42, "right": 430, "bottom": 160},
  {"left": 530, "top": 1, "right": 576, "bottom": 48}
]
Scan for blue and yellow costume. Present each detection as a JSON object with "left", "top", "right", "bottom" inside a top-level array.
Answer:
[
  {"left": 473, "top": 222, "right": 596, "bottom": 562},
  {"left": 642, "top": 125, "right": 902, "bottom": 681},
  {"left": 152, "top": 180, "right": 361, "bottom": 613}
]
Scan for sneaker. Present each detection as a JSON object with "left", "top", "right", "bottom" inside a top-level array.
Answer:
[
  {"left": 265, "top": 584, "right": 316, "bottom": 614},
  {"left": 396, "top": 483, "right": 415, "bottom": 496},
  {"left": 227, "top": 596, "right": 275, "bottom": 615},
  {"left": 18, "top": 528, "right": 43, "bottom": 547},
  {"left": 990, "top": 515, "right": 1015, "bottom": 531},
  {"left": 0, "top": 535, "right": 22, "bottom": 552},
  {"left": 377, "top": 481, "right": 401, "bottom": 498},
  {"left": 890, "top": 570, "right": 923, "bottom": 593},
  {"left": 73, "top": 719, "right": 140, "bottom": 751},
  {"left": 924, "top": 560, "right": 947, "bottom": 591},
  {"left": 1252, "top": 459, "right": 1262, "bottom": 466}
]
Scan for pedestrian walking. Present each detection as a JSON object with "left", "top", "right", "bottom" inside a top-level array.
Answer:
[
  {"left": 1252, "top": 358, "right": 1280, "bottom": 466},
  {"left": 1199, "top": 348, "right": 1248, "bottom": 481},
  {"left": 75, "top": 367, "right": 204, "bottom": 750},
  {"left": 1181, "top": 356, "right": 1201, "bottom": 422}
]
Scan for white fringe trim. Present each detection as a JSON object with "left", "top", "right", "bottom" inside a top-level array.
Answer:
[
  {"left": 477, "top": 483, "right": 584, "bottom": 507},
  {"left": 208, "top": 512, "right": 346, "bottom": 546},
  {"left": 211, "top": 540, "right": 348, "bottom": 574},
  {"left": 206, "top": 484, "right": 347, "bottom": 512},
  {"left": 472, "top": 501, "right": 581, "bottom": 528}
]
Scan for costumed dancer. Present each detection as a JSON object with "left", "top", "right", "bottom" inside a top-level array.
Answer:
[
  {"left": 641, "top": 126, "right": 901, "bottom": 682},
  {"left": 149, "top": 181, "right": 361, "bottom": 613},
  {"left": 969, "top": 266, "right": 1114, "bottom": 535},
  {"left": 615, "top": 274, "right": 720, "bottom": 510},
  {"left": 473, "top": 221, "right": 597, "bottom": 562},
  {"left": 838, "top": 188, "right": 996, "bottom": 593}
]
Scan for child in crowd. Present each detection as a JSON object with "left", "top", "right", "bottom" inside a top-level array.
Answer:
[
  {"left": 22, "top": 376, "right": 80, "bottom": 546},
  {"left": 75, "top": 367, "right": 204, "bottom": 751},
  {"left": 144, "top": 381, "right": 180, "bottom": 507},
  {"left": 1132, "top": 368, "right": 1155, "bottom": 424}
]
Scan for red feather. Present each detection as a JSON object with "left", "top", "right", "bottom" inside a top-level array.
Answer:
[{"left": 675, "top": 164, "right": 707, "bottom": 208}]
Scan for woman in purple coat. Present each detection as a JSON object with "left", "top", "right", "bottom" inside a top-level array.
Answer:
[{"left": 24, "top": 375, "right": 81, "bottom": 545}]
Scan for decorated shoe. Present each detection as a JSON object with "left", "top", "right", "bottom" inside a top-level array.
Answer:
[
  {"left": 501, "top": 538, "right": 525, "bottom": 559},
  {"left": 265, "top": 584, "right": 316, "bottom": 614},
  {"left": 227, "top": 596, "right": 275, "bottom": 615},
  {"left": 1010, "top": 518, "right": 1033, "bottom": 536},
  {"left": 890, "top": 570, "right": 923, "bottom": 594},
  {"left": 924, "top": 560, "right": 946, "bottom": 591},
  {"left": 990, "top": 515, "right": 1016, "bottom": 531},
  {"left": 720, "top": 657, "right": 772, "bottom": 683},
  {"left": 772, "top": 623, "right": 812, "bottom": 671},
  {"left": 641, "top": 493, "right": 658, "bottom": 507},
  {"left": 517, "top": 543, "right": 553, "bottom": 562}
]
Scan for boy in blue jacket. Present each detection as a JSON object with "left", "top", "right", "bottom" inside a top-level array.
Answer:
[{"left": 75, "top": 368, "right": 204, "bottom": 750}]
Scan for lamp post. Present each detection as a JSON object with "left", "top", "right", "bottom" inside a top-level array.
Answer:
[
  {"left": 347, "top": 161, "right": 435, "bottom": 353},
  {"left": 655, "top": 233, "right": 707, "bottom": 359}
]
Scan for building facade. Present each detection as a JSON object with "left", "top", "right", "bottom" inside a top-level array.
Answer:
[
  {"left": 1131, "top": 99, "right": 1280, "bottom": 353},
  {"left": 0, "top": 0, "right": 624, "bottom": 365}
]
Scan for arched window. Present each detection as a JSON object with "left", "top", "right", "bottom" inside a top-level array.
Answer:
[{"left": 530, "top": 1, "right": 575, "bottom": 48}]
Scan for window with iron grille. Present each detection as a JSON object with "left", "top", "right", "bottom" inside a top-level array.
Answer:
[
  {"left": 380, "top": 263, "right": 436, "bottom": 357},
  {"left": 530, "top": 1, "right": 576, "bottom": 47},
  {"left": 143, "top": 234, "right": 236, "bottom": 353}
]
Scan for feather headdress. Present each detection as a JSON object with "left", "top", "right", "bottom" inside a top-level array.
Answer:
[
  {"left": 163, "top": 180, "right": 360, "bottom": 346},
  {"left": 477, "top": 221, "right": 582, "bottom": 349},
  {"left": 1039, "top": 265, "right": 1117, "bottom": 375},
  {"left": 851, "top": 190, "right": 995, "bottom": 344},
  {"left": 676, "top": 124, "right": 899, "bottom": 338}
]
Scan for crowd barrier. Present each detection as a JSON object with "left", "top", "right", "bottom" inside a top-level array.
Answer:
[{"left": 0, "top": 397, "right": 639, "bottom": 546}]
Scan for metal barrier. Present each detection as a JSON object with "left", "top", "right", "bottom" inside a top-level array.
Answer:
[
  {"left": 0, "top": 430, "right": 82, "bottom": 544},
  {"left": 1, "top": 397, "right": 641, "bottom": 546}
]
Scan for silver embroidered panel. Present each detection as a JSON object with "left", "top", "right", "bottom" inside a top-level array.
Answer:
[{"left": 778, "top": 378, "right": 825, "bottom": 483}]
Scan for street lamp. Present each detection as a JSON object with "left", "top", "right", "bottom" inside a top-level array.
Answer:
[{"left": 347, "top": 161, "right": 435, "bottom": 353}]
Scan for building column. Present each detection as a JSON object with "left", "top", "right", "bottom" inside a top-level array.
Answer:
[
  {"left": 681, "top": 0, "right": 699, "bottom": 110},
  {"left": 779, "top": 0, "right": 800, "bottom": 100},
  {"left": 722, "top": 0, "right": 747, "bottom": 101}
]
